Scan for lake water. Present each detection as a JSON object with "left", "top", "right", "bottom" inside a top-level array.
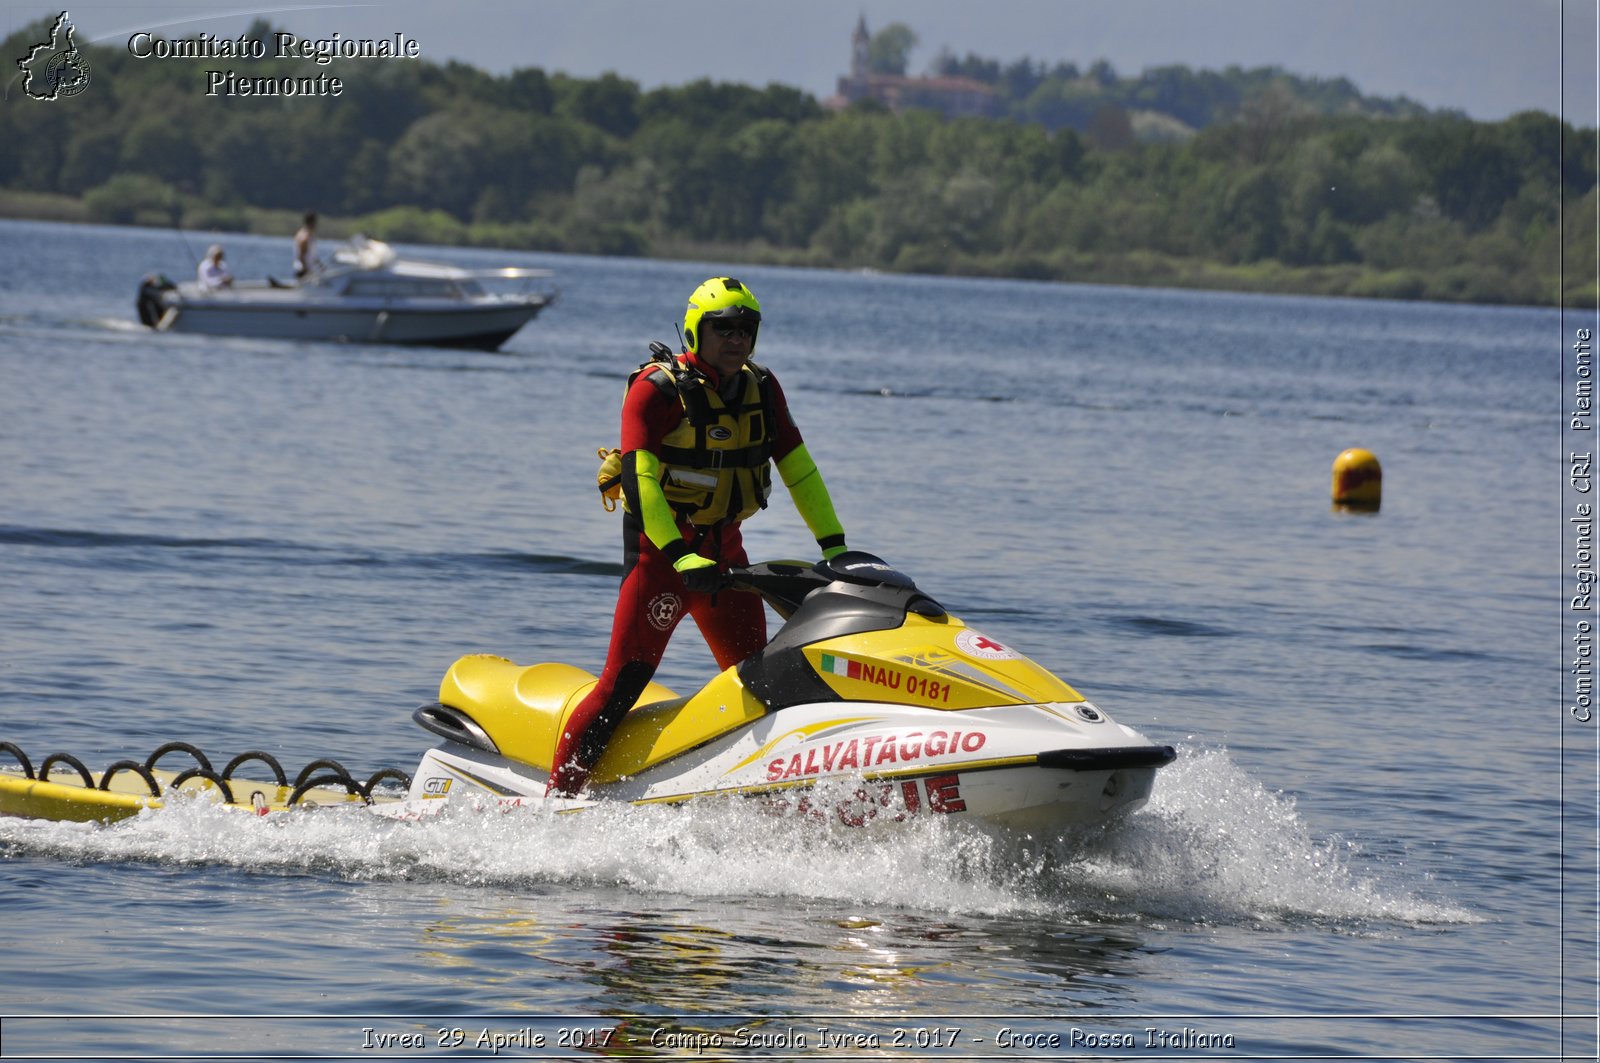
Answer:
[{"left": 0, "top": 218, "right": 1591, "bottom": 1060}]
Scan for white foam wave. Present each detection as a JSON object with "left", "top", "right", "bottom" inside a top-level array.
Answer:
[
  {"left": 1047, "top": 747, "right": 1480, "bottom": 927},
  {"left": 0, "top": 748, "right": 1474, "bottom": 928}
]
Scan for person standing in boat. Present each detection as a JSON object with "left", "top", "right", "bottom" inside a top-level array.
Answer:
[
  {"left": 548, "top": 277, "right": 851, "bottom": 796},
  {"left": 197, "top": 244, "right": 233, "bottom": 290},
  {"left": 293, "top": 211, "right": 320, "bottom": 280}
]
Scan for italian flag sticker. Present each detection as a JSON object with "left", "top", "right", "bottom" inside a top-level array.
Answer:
[{"left": 819, "top": 653, "right": 860, "bottom": 680}]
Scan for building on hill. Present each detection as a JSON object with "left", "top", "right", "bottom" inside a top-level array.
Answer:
[{"left": 824, "top": 15, "right": 1000, "bottom": 119}]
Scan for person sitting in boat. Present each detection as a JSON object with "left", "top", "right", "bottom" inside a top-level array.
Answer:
[
  {"left": 293, "top": 211, "right": 320, "bottom": 280},
  {"left": 197, "top": 245, "right": 233, "bottom": 290},
  {"left": 548, "top": 276, "right": 850, "bottom": 796}
]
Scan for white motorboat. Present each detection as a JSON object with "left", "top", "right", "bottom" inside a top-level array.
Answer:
[{"left": 137, "top": 237, "right": 556, "bottom": 351}]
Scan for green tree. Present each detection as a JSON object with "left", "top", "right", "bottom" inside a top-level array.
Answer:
[
  {"left": 1018, "top": 79, "right": 1102, "bottom": 131},
  {"left": 1000, "top": 58, "right": 1047, "bottom": 102},
  {"left": 507, "top": 67, "right": 554, "bottom": 114},
  {"left": 385, "top": 110, "right": 490, "bottom": 219},
  {"left": 59, "top": 124, "right": 123, "bottom": 195},
  {"left": 931, "top": 50, "right": 1000, "bottom": 83},
  {"left": 83, "top": 174, "right": 179, "bottom": 225},
  {"left": 772, "top": 113, "right": 881, "bottom": 245},
  {"left": 1343, "top": 141, "right": 1420, "bottom": 224},
  {"left": 201, "top": 106, "right": 356, "bottom": 212},
  {"left": 1563, "top": 186, "right": 1599, "bottom": 303},
  {"left": 1405, "top": 118, "right": 1524, "bottom": 228},
  {"left": 868, "top": 23, "right": 917, "bottom": 76},
  {"left": 340, "top": 141, "right": 391, "bottom": 215},
  {"left": 1201, "top": 165, "right": 1287, "bottom": 262},
  {"left": 554, "top": 72, "right": 640, "bottom": 138},
  {"left": 337, "top": 63, "right": 431, "bottom": 144},
  {"left": 569, "top": 159, "right": 657, "bottom": 226},
  {"left": 241, "top": 18, "right": 274, "bottom": 51},
  {"left": 1088, "top": 104, "right": 1135, "bottom": 151},
  {"left": 120, "top": 112, "right": 202, "bottom": 187}
]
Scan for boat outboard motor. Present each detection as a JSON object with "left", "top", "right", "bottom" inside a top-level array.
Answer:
[{"left": 136, "top": 274, "right": 176, "bottom": 328}]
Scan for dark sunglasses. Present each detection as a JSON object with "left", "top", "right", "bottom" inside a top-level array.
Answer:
[{"left": 708, "top": 319, "right": 757, "bottom": 339}]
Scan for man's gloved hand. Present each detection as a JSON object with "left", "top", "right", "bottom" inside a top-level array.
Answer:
[{"left": 673, "top": 553, "right": 725, "bottom": 594}]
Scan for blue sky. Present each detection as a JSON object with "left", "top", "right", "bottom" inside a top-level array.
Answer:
[{"left": 8, "top": 0, "right": 1597, "bottom": 122}]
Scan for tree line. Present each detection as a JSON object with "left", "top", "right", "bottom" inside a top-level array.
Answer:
[{"left": 2, "top": 15, "right": 1591, "bottom": 305}]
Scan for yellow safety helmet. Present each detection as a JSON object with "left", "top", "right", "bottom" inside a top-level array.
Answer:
[{"left": 683, "top": 277, "right": 761, "bottom": 354}]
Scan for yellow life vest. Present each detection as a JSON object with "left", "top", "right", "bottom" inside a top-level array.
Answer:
[{"left": 633, "top": 357, "right": 775, "bottom": 526}]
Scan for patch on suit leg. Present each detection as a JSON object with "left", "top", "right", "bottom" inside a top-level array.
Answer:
[{"left": 647, "top": 591, "right": 683, "bottom": 631}]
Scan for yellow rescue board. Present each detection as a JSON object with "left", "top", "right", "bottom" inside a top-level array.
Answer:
[{"left": 0, "top": 768, "right": 392, "bottom": 824}]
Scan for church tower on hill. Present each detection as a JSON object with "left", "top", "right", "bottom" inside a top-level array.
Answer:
[
  {"left": 826, "top": 16, "right": 1000, "bottom": 120},
  {"left": 851, "top": 14, "right": 870, "bottom": 82}
]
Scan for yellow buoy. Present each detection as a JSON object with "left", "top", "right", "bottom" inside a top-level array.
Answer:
[{"left": 1331, "top": 448, "right": 1381, "bottom": 510}]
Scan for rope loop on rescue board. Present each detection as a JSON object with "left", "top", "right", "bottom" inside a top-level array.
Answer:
[
  {"left": 145, "top": 741, "right": 213, "bottom": 776},
  {"left": 224, "top": 751, "right": 287, "bottom": 787},
  {"left": 39, "top": 752, "right": 94, "bottom": 788},
  {"left": 2, "top": 741, "right": 36, "bottom": 779},
  {"left": 0, "top": 741, "right": 412, "bottom": 807},
  {"left": 171, "top": 767, "right": 238, "bottom": 805},
  {"left": 99, "top": 760, "right": 162, "bottom": 796}
]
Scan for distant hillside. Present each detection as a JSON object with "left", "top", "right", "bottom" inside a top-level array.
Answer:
[
  {"left": 835, "top": 19, "right": 1431, "bottom": 143},
  {"left": 930, "top": 52, "right": 1431, "bottom": 142}
]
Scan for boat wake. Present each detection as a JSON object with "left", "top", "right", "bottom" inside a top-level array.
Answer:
[
  {"left": 0, "top": 747, "right": 1473, "bottom": 930},
  {"left": 1029, "top": 747, "right": 1479, "bottom": 927}
]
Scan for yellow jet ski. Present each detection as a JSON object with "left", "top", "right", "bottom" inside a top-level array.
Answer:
[
  {"left": 0, "top": 555, "right": 1174, "bottom": 832},
  {"left": 404, "top": 554, "right": 1175, "bottom": 831}
]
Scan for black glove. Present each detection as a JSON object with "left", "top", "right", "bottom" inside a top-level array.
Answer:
[{"left": 674, "top": 554, "right": 726, "bottom": 594}]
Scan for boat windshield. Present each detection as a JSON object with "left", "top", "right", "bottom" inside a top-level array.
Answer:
[{"left": 344, "top": 276, "right": 476, "bottom": 298}]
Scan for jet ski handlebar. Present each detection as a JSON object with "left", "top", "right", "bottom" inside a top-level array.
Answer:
[{"left": 726, "top": 552, "right": 942, "bottom": 621}]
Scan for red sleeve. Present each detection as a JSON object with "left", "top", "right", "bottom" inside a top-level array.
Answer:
[
  {"left": 620, "top": 367, "right": 685, "bottom": 454},
  {"left": 765, "top": 370, "right": 805, "bottom": 461}
]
